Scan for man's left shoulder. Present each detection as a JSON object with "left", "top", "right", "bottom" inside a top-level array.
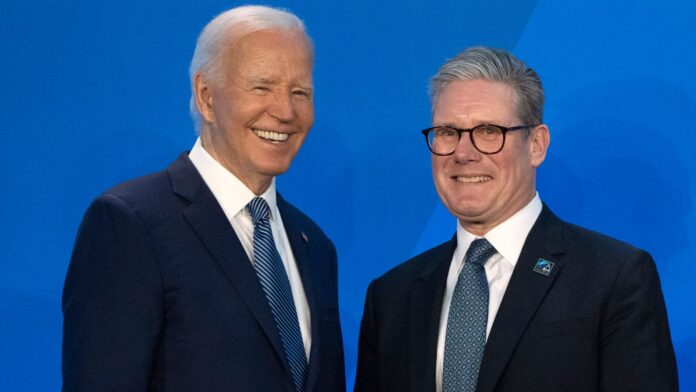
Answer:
[
  {"left": 562, "top": 220, "right": 651, "bottom": 263},
  {"left": 536, "top": 206, "right": 652, "bottom": 266},
  {"left": 545, "top": 219, "right": 659, "bottom": 286}
]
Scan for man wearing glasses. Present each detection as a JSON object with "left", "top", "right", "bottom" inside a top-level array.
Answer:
[{"left": 354, "top": 47, "right": 677, "bottom": 392}]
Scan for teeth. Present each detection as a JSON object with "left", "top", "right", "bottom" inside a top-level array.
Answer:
[
  {"left": 455, "top": 176, "right": 492, "bottom": 183},
  {"left": 253, "top": 129, "right": 289, "bottom": 142}
]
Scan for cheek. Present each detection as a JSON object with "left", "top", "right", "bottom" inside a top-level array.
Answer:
[
  {"left": 497, "top": 158, "right": 531, "bottom": 194},
  {"left": 217, "top": 105, "right": 245, "bottom": 130},
  {"left": 296, "top": 104, "right": 315, "bottom": 127},
  {"left": 494, "top": 147, "right": 526, "bottom": 176},
  {"left": 431, "top": 158, "right": 453, "bottom": 199},
  {"left": 431, "top": 158, "right": 446, "bottom": 181}
]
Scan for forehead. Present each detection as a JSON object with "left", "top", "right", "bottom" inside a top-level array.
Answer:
[
  {"left": 433, "top": 79, "right": 518, "bottom": 124},
  {"left": 225, "top": 29, "right": 313, "bottom": 78}
]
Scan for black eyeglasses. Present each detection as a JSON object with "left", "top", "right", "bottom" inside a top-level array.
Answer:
[{"left": 421, "top": 124, "right": 536, "bottom": 155}]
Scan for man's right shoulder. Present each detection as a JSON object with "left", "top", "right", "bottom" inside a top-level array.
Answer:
[
  {"left": 105, "top": 169, "right": 170, "bottom": 203},
  {"left": 83, "top": 155, "right": 194, "bottom": 226},
  {"left": 96, "top": 154, "right": 194, "bottom": 211},
  {"left": 371, "top": 238, "right": 456, "bottom": 289}
]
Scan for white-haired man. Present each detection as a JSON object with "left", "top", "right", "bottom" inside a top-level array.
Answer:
[{"left": 63, "top": 6, "right": 345, "bottom": 391}]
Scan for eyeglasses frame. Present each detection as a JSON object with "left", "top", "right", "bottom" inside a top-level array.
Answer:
[{"left": 421, "top": 124, "right": 537, "bottom": 155}]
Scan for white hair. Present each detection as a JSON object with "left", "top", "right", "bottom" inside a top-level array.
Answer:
[{"left": 188, "top": 5, "right": 311, "bottom": 132}]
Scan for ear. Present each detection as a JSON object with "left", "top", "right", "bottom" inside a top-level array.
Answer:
[
  {"left": 193, "top": 72, "right": 215, "bottom": 124},
  {"left": 529, "top": 124, "right": 550, "bottom": 168}
]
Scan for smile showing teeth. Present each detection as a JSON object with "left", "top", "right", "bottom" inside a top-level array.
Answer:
[
  {"left": 253, "top": 129, "right": 289, "bottom": 143},
  {"left": 455, "top": 175, "right": 492, "bottom": 183}
]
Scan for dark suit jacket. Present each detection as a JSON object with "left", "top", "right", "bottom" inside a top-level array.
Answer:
[
  {"left": 355, "top": 206, "right": 677, "bottom": 392},
  {"left": 62, "top": 154, "right": 345, "bottom": 391}
]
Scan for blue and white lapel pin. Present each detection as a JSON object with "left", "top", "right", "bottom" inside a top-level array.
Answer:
[{"left": 533, "top": 258, "right": 555, "bottom": 276}]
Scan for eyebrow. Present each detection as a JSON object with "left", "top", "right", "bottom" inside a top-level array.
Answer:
[
  {"left": 250, "top": 77, "right": 276, "bottom": 85},
  {"left": 437, "top": 122, "right": 502, "bottom": 128},
  {"left": 247, "top": 76, "right": 313, "bottom": 91}
]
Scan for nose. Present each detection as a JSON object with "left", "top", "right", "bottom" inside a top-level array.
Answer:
[
  {"left": 452, "top": 131, "right": 482, "bottom": 163},
  {"left": 268, "top": 92, "right": 294, "bottom": 122}
]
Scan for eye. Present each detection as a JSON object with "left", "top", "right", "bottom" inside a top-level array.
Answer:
[
  {"left": 252, "top": 86, "right": 270, "bottom": 92},
  {"left": 477, "top": 125, "right": 502, "bottom": 136},
  {"left": 292, "top": 89, "right": 311, "bottom": 98},
  {"left": 435, "top": 127, "right": 457, "bottom": 137}
]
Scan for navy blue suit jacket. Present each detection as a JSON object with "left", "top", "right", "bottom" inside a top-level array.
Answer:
[
  {"left": 355, "top": 206, "right": 677, "bottom": 391},
  {"left": 62, "top": 154, "right": 345, "bottom": 391}
]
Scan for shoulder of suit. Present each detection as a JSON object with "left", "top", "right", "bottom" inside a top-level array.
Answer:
[
  {"left": 560, "top": 219, "right": 649, "bottom": 261},
  {"left": 81, "top": 158, "right": 182, "bottom": 230},
  {"left": 102, "top": 167, "right": 171, "bottom": 209},
  {"left": 539, "top": 204, "right": 648, "bottom": 259},
  {"left": 373, "top": 239, "right": 455, "bottom": 285}
]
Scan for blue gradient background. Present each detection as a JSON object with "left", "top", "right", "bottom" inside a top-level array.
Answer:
[{"left": 1, "top": 1, "right": 695, "bottom": 390}]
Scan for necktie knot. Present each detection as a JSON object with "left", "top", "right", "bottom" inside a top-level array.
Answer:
[
  {"left": 466, "top": 238, "right": 496, "bottom": 266},
  {"left": 247, "top": 197, "right": 271, "bottom": 226}
]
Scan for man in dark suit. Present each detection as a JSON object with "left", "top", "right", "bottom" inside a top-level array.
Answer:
[
  {"left": 354, "top": 47, "right": 677, "bottom": 391},
  {"left": 62, "top": 5, "right": 345, "bottom": 391}
]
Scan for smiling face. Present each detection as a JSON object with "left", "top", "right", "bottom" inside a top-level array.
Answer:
[
  {"left": 431, "top": 79, "right": 549, "bottom": 235},
  {"left": 194, "top": 29, "right": 314, "bottom": 194}
]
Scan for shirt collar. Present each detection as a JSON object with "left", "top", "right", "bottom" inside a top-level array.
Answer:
[
  {"left": 188, "top": 137, "right": 278, "bottom": 220},
  {"left": 455, "top": 193, "right": 542, "bottom": 267}
]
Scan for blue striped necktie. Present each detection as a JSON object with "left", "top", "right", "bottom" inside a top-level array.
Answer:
[
  {"left": 247, "top": 197, "right": 307, "bottom": 392},
  {"left": 443, "top": 238, "right": 496, "bottom": 392}
]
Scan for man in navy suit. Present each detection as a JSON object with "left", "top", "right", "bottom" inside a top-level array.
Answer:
[
  {"left": 62, "top": 5, "right": 345, "bottom": 391},
  {"left": 354, "top": 47, "right": 677, "bottom": 391}
]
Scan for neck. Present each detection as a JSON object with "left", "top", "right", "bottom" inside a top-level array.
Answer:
[
  {"left": 459, "top": 191, "right": 537, "bottom": 236},
  {"left": 199, "top": 134, "right": 273, "bottom": 196}
]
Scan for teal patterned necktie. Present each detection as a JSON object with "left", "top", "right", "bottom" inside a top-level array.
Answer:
[{"left": 443, "top": 238, "right": 496, "bottom": 392}]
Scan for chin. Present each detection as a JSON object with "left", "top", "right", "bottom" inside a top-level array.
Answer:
[
  {"left": 447, "top": 200, "right": 492, "bottom": 220},
  {"left": 258, "top": 162, "right": 292, "bottom": 177},
  {"left": 449, "top": 195, "right": 488, "bottom": 210},
  {"left": 454, "top": 210, "right": 488, "bottom": 222}
]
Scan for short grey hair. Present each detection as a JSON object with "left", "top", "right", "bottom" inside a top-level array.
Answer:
[
  {"left": 188, "top": 5, "right": 311, "bottom": 132},
  {"left": 429, "top": 47, "right": 544, "bottom": 127}
]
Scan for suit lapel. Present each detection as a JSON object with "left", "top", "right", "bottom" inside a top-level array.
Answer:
[
  {"left": 476, "top": 206, "right": 567, "bottom": 392},
  {"left": 167, "top": 154, "right": 294, "bottom": 389},
  {"left": 277, "top": 196, "right": 322, "bottom": 392},
  {"left": 408, "top": 238, "right": 458, "bottom": 392}
]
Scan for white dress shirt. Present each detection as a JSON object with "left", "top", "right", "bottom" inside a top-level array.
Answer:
[
  {"left": 188, "top": 138, "right": 311, "bottom": 360},
  {"left": 435, "top": 194, "right": 543, "bottom": 392}
]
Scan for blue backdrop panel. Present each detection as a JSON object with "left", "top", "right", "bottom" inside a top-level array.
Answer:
[{"left": 1, "top": 0, "right": 694, "bottom": 390}]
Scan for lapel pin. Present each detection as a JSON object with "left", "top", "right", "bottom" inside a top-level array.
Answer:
[
  {"left": 301, "top": 231, "right": 309, "bottom": 243},
  {"left": 533, "top": 258, "right": 555, "bottom": 276}
]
